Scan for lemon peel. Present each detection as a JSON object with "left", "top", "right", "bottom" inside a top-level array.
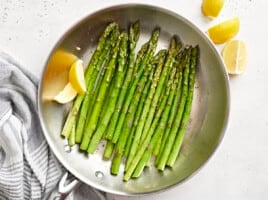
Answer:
[
  {"left": 202, "top": 0, "right": 225, "bottom": 18},
  {"left": 208, "top": 17, "right": 240, "bottom": 44},
  {"left": 69, "top": 59, "right": 87, "bottom": 94}
]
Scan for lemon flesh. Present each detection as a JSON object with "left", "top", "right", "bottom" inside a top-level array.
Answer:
[
  {"left": 208, "top": 17, "right": 240, "bottom": 44},
  {"left": 69, "top": 59, "right": 87, "bottom": 94},
  {"left": 53, "top": 83, "right": 77, "bottom": 104},
  {"left": 222, "top": 40, "right": 247, "bottom": 75},
  {"left": 202, "top": 0, "right": 225, "bottom": 18}
]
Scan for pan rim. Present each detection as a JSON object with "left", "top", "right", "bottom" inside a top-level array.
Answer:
[{"left": 38, "top": 3, "right": 230, "bottom": 196}]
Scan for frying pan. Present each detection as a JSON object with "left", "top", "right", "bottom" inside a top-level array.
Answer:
[{"left": 38, "top": 4, "right": 230, "bottom": 197}]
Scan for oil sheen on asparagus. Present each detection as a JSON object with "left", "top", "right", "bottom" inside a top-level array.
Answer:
[{"left": 60, "top": 21, "right": 199, "bottom": 181}]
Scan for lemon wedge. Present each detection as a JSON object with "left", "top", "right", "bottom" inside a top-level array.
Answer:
[
  {"left": 222, "top": 40, "right": 247, "bottom": 75},
  {"left": 202, "top": 0, "right": 225, "bottom": 18},
  {"left": 208, "top": 17, "right": 240, "bottom": 44},
  {"left": 53, "top": 82, "right": 77, "bottom": 104},
  {"left": 69, "top": 59, "right": 87, "bottom": 94},
  {"left": 42, "top": 50, "right": 77, "bottom": 101}
]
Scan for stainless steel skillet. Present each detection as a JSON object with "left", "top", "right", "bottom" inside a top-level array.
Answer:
[{"left": 38, "top": 4, "right": 230, "bottom": 196}]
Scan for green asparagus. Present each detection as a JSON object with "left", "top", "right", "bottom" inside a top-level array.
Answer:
[
  {"left": 124, "top": 63, "right": 177, "bottom": 180},
  {"left": 103, "top": 141, "right": 114, "bottom": 159},
  {"left": 61, "top": 22, "right": 118, "bottom": 139},
  {"left": 125, "top": 49, "right": 167, "bottom": 170},
  {"left": 156, "top": 47, "right": 191, "bottom": 171},
  {"left": 104, "top": 22, "right": 141, "bottom": 140},
  {"left": 111, "top": 29, "right": 160, "bottom": 144},
  {"left": 111, "top": 57, "right": 157, "bottom": 175},
  {"left": 155, "top": 51, "right": 185, "bottom": 166},
  {"left": 68, "top": 124, "right": 76, "bottom": 147},
  {"left": 123, "top": 72, "right": 152, "bottom": 158},
  {"left": 140, "top": 38, "right": 181, "bottom": 143},
  {"left": 79, "top": 31, "right": 121, "bottom": 151},
  {"left": 135, "top": 57, "right": 182, "bottom": 175},
  {"left": 60, "top": 22, "right": 200, "bottom": 181},
  {"left": 167, "top": 46, "right": 199, "bottom": 167},
  {"left": 87, "top": 32, "right": 128, "bottom": 154},
  {"left": 75, "top": 24, "right": 119, "bottom": 143}
]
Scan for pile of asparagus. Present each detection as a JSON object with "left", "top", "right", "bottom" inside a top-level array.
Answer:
[{"left": 61, "top": 21, "right": 199, "bottom": 181}]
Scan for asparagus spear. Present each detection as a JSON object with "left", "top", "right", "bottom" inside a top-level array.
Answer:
[
  {"left": 75, "top": 24, "right": 120, "bottom": 143},
  {"left": 140, "top": 38, "right": 181, "bottom": 143},
  {"left": 167, "top": 46, "right": 199, "bottom": 167},
  {"left": 103, "top": 141, "right": 114, "bottom": 159},
  {"left": 124, "top": 50, "right": 163, "bottom": 159},
  {"left": 111, "top": 29, "right": 160, "bottom": 144},
  {"left": 87, "top": 32, "right": 128, "bottom": 154},
  {"left": 124, "top": 64, "right": 177, "bottom": 179},
  {"left": 105, "top": 22, "right": 141, "bottom": 140},
  {"left": 99, "top": 72, "right": 116, "bottom": 120},
  {"left": 83, "top": 51, "right": 112, "bottom": 127},
  {"left": 156, "top": 47, "right": 191, "bottom": 171},
  {"left": 128, "top": 21, "right": 141, "bottom": 76},
  {"left": 104, "top": 43, "right": 147, "bottom": 141},
  {"left": 152, "top": 134, "right": 162, "bottom": 156},
  {"left": 108, "top": 41, "right": 151, "bottom": 143},
  {"left": 111, "top": 57, "right": 157, "bottom": 175},
  {"left": 155, "top": 51, "right": 185, "bottom": 166},
  {"left": 123, "top": 72, "right": 152, "bottom": 158},
  {"left": 125, "top": 49, "right": 167, "bottom": 170},
  {"left": 79, "top": 32, "right": 121, "bottom": 151},
  {"left": 61, "top": 22, "right": 118, "bottom": 138},
  {"left": 134, "top": 60, "right": 182, "bottom": 176},
  {"left": 68, "top": 124, "right": 76, "bottom": 147},
  {"left": 147, "top": 61, "right": 181, "bottom": 165},
  {"left": 123, "top": 126, "right": 135, "bottom": 158},
  {"left": 132, "top": 150, "right": 151, "bottom": 178}
]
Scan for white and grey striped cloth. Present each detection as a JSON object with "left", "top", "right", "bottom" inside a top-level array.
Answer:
[{"left": 0, "top": 53, "right": 103, "bottom": 200}]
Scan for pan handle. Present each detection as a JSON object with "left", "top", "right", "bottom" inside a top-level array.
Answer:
[
  {"left": 58, "top": 172, "right": 80, "bottom": 195},
  {"left": 47, "top": 172, "right": 80, "bottom": 200},
  {"left": 49, "top": 172, "right": 106, "bottom": 200}
]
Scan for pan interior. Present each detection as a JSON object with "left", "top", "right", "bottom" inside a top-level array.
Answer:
[{"left": 39, "top": 4, "right": 229, "bottom": 195}]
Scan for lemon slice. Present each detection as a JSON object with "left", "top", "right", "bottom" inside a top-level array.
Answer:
[
  {"left": 202, "top": 0, "right": 225, "bottom": 18},
  {"left": 69, "top": 59, "right": 87, "bottom": 94},
  {"left": 208, "top": 17, "right": 240, "bottom": 44},
  {"left": 222, "top": 40, "right": 247, "bottom": 75},
  {"left": 54, "top": 83, "right": 77, "bottom": 104}
]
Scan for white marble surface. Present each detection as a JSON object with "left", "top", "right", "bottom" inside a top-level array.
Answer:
[{"left": 1, "top": 0, "right": 267, "bottom": 199}]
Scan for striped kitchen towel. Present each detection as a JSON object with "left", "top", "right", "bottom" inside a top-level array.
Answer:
[
  {"left": 0, "top": 52, "right": 104, "bottom": 200},
  {"left": 0, "top": 52, "right": 64, "bottom": 199}
]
